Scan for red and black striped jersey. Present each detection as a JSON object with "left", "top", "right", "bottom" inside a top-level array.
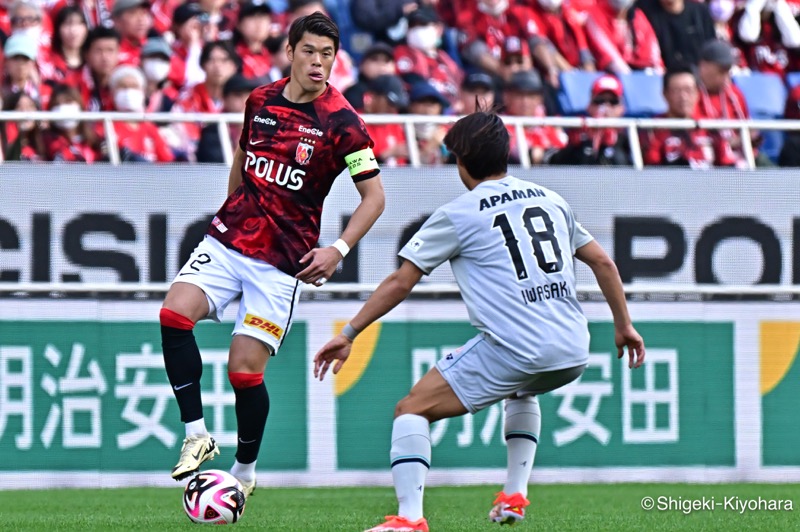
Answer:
[{"left": 209, "top": 77, "right": 379, "bottom": 276}]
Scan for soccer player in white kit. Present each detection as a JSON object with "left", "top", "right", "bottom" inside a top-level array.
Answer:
[{"left": 314, "top": 110, "right": 646, "bottom": 532}]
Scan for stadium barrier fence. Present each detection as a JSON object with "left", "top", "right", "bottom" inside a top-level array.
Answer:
[{"left": 1, "top": 110, "right": 798, "bottom": 169}]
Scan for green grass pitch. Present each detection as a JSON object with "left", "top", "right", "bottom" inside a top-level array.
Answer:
[{"left": 1, "top": 484, "right": 797, "bottom": 531}]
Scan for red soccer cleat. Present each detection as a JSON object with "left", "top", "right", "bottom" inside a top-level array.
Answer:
[
  {"left": 489, "top": 491, "right": 530, "bottom": 525},
  {"left": 364, "top": 515, "right": 430, "bottom": 531}
]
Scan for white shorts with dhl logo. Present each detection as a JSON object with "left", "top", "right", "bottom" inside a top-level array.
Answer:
[{"left": 173, "top": 235, "right": 301, "bottom": 354}]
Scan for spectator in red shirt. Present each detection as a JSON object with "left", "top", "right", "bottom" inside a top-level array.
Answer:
[
  {"left": 585, "top": 0, "right": 664, "bottom": 75},
  {"left": 394, "top": 6, "right": 462, "bottom": 108},
  {"left": 458, "top": 0, "right": 560, "bottom": 87},
  {"left": 549, "top": 74, "right": 633, "bottom": 165},
  {"left": 363, "top": 74, "right": 410, "bottom": 167},
  {"left": 695, "top": 39, "right": 751, "bottom": 167},
  {"left": 196, "top": 73, "right": 260, "bottom": 162},
  {"left": 43, "top": 84, "right": 103, "bottom": 162},
  {"left": 168, "top": 2, "right": 207, "bottom": 90},
  {"left": 458, "top": 71, "right": 495, "bottom": 114},
  {"left": 234, "top": 0, "right": 273, "bottom": 81},
  {"left": 779, "top": 84, "right": 800, "bottom": 166},
  {"left": 2, "top": 33, "right": 41, "bottom": 104},
  {"left": 735, "top": 0, "right": 800, "bottom": 78},
  {"left": 169, "top": 40, "right": 238, "bottom": 160},
  {"left": 141, "top": 36, "right": 179, "bottom": 112},
  {"left": 641, "top": 66, "right": 719, "bottom": 168},
  {"left": 502, "top": 69, "right": 567, "bottom": 165},
  {"left": 344, "top": 41, "right": 397, "bottom": 110},
  {"left": 198, "top": 0, "right": 238, "bottom": 41},
  {"left": 80, "top": 26, "right": 120, "bottom": 110},
  {"left": 105, "top": 64, "right": 175, "bottom": 162},
  {"left": 1, "top": 91, "right": 44, "bottom": 161},
  {"left": 40, "top": 6, "right": 87, "bottom": 87},
  {"left": 112, "top": 0, "right": 152, "bottom": 66},
  {"left": 530, "top": 0, "right": 596, "bottom": 71}
]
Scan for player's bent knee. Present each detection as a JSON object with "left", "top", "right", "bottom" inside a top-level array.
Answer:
[
  {"left": 159, "top": 308, "right": 195, "bottom": 330},
  {"left": 228, "top": 372, "right": 264, "bottom": 389}
]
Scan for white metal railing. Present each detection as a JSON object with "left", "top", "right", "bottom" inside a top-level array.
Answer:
[{"left": 1, "top": 110, "right": 798, "bottom": 169}]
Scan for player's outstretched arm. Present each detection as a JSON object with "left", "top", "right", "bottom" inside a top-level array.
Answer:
[
  {"left": 227, "top": 147, "right": 246, "bottom": 196},
  {"left": 297, "top": 175, "right": 386, "bottom": 286},
  {"left": 575, "top": 240, "right": 645, "bottom": 369},
  {"left": 313, "top": 260, "right": 424, "bottom": 381}
]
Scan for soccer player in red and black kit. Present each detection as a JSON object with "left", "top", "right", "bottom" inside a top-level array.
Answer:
[{"left": 159, "top": 12, "right": 385, "bottom": 497}]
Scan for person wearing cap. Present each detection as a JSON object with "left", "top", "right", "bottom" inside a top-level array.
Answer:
[
  {"left": 141, "top": 37, "right": 180, "bottom": 113},
  {"left": 641, "top": 66, "right": 719, "bottom": 169},
  {"left": 103, "top": 64, "right": 175, "bottom": 162},
  {"left": 233, "top": 0, "right": 273, "bottom": 81},
  {"left": 196, "top": 74, "right": 260, "bottom": 163},
  {"left": 80, "top": 26, "right": 121, "bottom": 111},
  {"left": 500, "top": 35, "right": 533, "bottom": 82},
  {"left": 112, "top": 0, "right": 153, "bottom": 66},
  {"left": 549, "top": 74, "right": 632, "bottom": 166},
  {"left": 363, "top": 74, "right": 410, "bottom": 167},
  {"left": 344, "top": 41, "right": 397, "bottom": 110},
  {"left": 394, "top": 5, "right": 462, "bottom": 108},
  {"left": 456, "top": 0, "right": 561, "bottom": 88},
  {"left": 170, "top": 40, "right": 239, "bottom": 160},
  {"left": 584, "top": 0, "right": 664, "bottom": 75},
  {"left": 168, "top": 2, "right": 208, "bottom": 90},
  {"left": 39, "top": 6, "right": 88, "bottom": 88},
  {"left": 695, "top": 39, "right": 751, "bottom": 167},
  {"left": 502, "top": 69, "right": 567, "bottom": 165},
  {"left": 459, "top": 71, "right": 496, "bottom": 114},
  {"left": 409, "top": 80, "right": 449, "bottom": 165},
  {"left": 2, "top": 32, "right": 42, "bottom": 105}
]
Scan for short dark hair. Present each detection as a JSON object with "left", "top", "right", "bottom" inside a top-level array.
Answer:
[
  {"left": 663, "top": 65, "right": 697, "bottom": 92},
  {"left": 200, "top": 40, "right": 240, "bottom": 69},
  {"left": 82, "top": 26, "right": 120, "bottom": 56},
  {"left": 288, "top": 11, "right": 339, "bottom": 53},
  {"left": 444, "top": 111, "right": 509, "bottom": 180}
]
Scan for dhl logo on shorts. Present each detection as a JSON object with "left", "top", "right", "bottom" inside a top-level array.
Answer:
[{"left": 243, "top": 313, "right": 284, "bottom": 340}]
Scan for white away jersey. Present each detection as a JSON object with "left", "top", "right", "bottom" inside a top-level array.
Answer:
[{"left": 399, "top": 175, "right": 593, "bottom": 371}]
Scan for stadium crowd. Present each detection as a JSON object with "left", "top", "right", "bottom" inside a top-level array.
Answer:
[{"left": 1, "top": 0, "right": 800, "bottom": 166}]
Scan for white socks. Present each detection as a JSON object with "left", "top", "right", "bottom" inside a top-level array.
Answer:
[
  {"left": 231, "top": 459, "right": 256, "bottom": 483},
  {"left": 185, "top": 418, "right": 208, "bottom": 437},
  {"left": 390, "top": 414, "right": 431, "bottom": 521},
  {"left": 503, "top": 396, "right": 541, "bottom": 497}
]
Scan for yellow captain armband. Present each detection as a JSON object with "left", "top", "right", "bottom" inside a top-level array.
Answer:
[{"left": 345, "top": 148, "right": 379, "bottom": 177}]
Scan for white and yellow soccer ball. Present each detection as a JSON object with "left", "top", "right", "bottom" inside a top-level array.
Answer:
[{"left": 182, "top": 469, "right": 246, "bottom": 524}]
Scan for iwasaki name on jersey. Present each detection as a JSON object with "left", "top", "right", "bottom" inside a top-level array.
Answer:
[
  {"left": 479, "top": 188, "right": 546, "bottom": 211},
  {"left": 245, "top": 151, "right": 305, "bottom": 190},
  {"left": 521, "top": 281, "right": 570, "bottom": 305}
]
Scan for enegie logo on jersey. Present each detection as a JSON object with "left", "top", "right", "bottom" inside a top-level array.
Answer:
[{"left": 295, "top": 141, "right": 314, "bottom": 165}]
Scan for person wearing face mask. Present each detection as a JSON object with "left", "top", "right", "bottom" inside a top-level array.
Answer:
[
  {"left": 102, "top": 65, "right": 175, "bottom": 162},
  {"left": 141, "top": 37, "right": 179, "bottom": 113},
  {"left": 394, "top": 6, "right": 462, "bottom": 108},
  {"left": 549, "top": 74, "right": 632, "bottom": 166},
  {"left": 529, "top": 0, "right": 595, "bottom": 71},
  {"left": 42, "top": 84, "right": 103, "bottom": 162},
  {"left": 584, "top": 0, "right": 664, "bottom": 75},
  {"left": 458, "top": 0, "right": 562, "bottom": 88},
  {"left": 9, "top": 0, "right": 47, "bottom": 50},
  {"left": 734, "top": 0, "right": 800, "bottom": 78},
  {"left": 636, "top": 0, "right": 717, "bottom": 70},
  {"left": 710, "top": 0, "right": 740, "bottom": 40}
]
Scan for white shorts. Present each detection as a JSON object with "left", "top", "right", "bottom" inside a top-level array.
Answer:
[
  {"left": 173, "top": 235, "right": 302, "bottom": 353},
  {"left": 437, "top": 333, "right": 586, "bottom": 414}
]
